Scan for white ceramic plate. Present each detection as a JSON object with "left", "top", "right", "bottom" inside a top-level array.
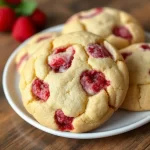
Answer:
[{"left": 3, "top": 24, "right": 150, "bottom": 139}]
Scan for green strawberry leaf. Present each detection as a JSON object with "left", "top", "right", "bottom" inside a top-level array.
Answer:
[
  {"left": 15, "top": 0, "right": 37, "bottom": 16},
  {"left": 0, "top": 0, "right": 7, "bottom": 6}
]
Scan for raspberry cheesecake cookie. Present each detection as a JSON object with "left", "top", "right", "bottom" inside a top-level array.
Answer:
[
  {"left": 19, "top": 32, "right": 129, "bottom": 133},
  {"left": 62, "top": 7, "right": 145, "bottom": 49},
  {"left": 121, "top": 43, "right": 150, "bottom": 111},
  {"left": 15, "top": 32, "right": 60, "bottom": 73}
]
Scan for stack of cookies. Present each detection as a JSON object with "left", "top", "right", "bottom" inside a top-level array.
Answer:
[{"left": 16, "top": 7, "right": 150, "bottom": 133}]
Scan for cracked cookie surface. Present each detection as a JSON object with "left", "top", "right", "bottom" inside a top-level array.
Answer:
[
  {"left": 62, "top": 7, "right": 145, "bottom": 49},
  {"left": 19, "top": 31, "right": 129, "bottom": 133},
  {"left": 15, "top": 32, "right": 60, "bottom": 74},
  {"left": 120, "top": 43, "right": 150, "bottom": 111}
]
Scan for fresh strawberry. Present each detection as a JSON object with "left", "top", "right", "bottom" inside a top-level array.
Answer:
[
  {"left": 30, "top": 8, "right": 47, "bottom": 29},
  {"left": 4, "top": 0, "right": 21, "bottom": 5},
  {"left": 0, "top": 7, "right": 16, "bottom": 31},
  {"left": 12, "top": 17, "right": 36, "bottom": 42}
]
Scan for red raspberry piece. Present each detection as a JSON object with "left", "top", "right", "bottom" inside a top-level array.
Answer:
[
  {"left": 36, "top": 35, "right": 51, "bottom": 43},
  {"left": 32, "top": 79, "right": 50, "bottom": 101},
  {"left": 121, "top": 52, "right": 132, "bottom": 60},
  {"left": 86, "top": 43, "right": 112, "bottom": 58},
  {"left": 113, "top": 26, "right": 132, "bottom": 40},
  {"left": 16, "top": 53, "right": 29, "bottom": 69},
  {"left": 48, "top": 46, "right": 75, "bottom": 73},
  {"left": 79, "top": 7, "right": 103, "bottom": 19},
  {"left": 55, "top": 109, "right": 74, "bottom": 131},
  {"left": 141, "top": 44, "right": 150, "bottom": 51},
  {"left": 80, "top": 70, "right": 110, "bottom": 95}
]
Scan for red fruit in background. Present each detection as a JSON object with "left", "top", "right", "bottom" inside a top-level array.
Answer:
[
  {"left": 30, "top": 8, "right": 47, "bottom": 29},
  {"left": 0, "top": 7, "right": 16, "bottom": 31},
  {"left": 12, "top": 17, "right": 36, "bottom": 42},
  {"left": 4, "top": 0, "right": 21, "bottom": 5}
]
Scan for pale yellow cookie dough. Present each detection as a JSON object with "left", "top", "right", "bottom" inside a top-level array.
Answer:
[
  {"left": 20, "top": 31, "right": 129, "bottom": 133},
  {"left": 62, "top": 7, "right": 145, "bottom": 49},
  {"left": 15, "top": 32, "right": 60, "bottom": 74},
  {"left": 120, "top": 43, "right": 150, "bottom": 111}
]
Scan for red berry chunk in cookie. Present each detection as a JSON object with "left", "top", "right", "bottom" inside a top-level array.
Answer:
[
  {"left": 55, "top": 109, "right": 74, "bottom": 131},
  {"left": 113, "top": 26, "right": 132, "bottom": 40},
  {"left": 36, "top": 35, "right": 51, "bottom": 43},
  {"left": 80, "top": 70, "right": 110, "bottom": 95},
  {"left": 17, "top": 53, "right": 29, "bottom": 69},
  {"left": 86, "top": 43, "right": 112, "bottom": 58},
  {"left": 141, "top": 44, "right": 150, "bottom": 51},
  {"left": 121, "top": 52, "right": 132, "bottom": 60},
  {"left": 48, "top": 46, "right": 75, "bottom": 73},
  {"left": 32, "top": 78, "right": 50, "bottom": 101},
  {"left": 79, "top": 8, "right": 103, "bottom": 19}
]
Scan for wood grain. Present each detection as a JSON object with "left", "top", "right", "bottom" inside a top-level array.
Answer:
[{"left": 0, "top": 0, "right": 150, "bottom": 149}]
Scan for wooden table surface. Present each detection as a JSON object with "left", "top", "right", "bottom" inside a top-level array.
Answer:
[{"left": 0, "top": 0, "right": 150, "bottom": 149}]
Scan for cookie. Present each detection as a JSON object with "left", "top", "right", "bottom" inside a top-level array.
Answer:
[
  {"left": 19, "top": 31, "right": 129, "bottom": 133},
  {"left": 120, "top": 43, "right": 150, "bottom": 111},
  {"left": 15, "top": 32, "right": 60, "bottom": 73},
  {"left": 62, "top": 7, "right": 145, "bottom": 49}
]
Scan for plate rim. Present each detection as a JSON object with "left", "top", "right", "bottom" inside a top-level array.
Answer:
[{"left": 2, "top": 24, "right": 150, "bottom": 139}]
